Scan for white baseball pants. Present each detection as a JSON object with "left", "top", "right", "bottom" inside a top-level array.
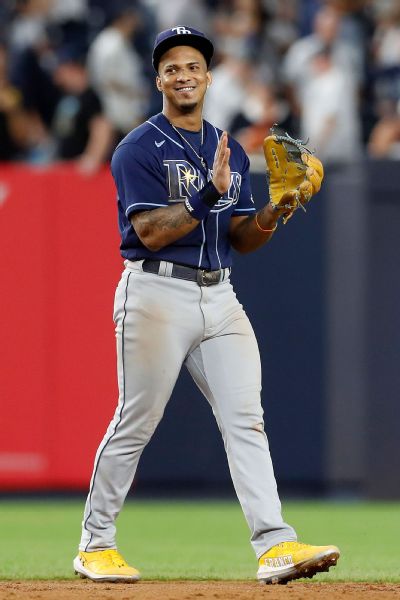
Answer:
[{"left": 79, "top": 260, "right": 297, "bottom": 557}]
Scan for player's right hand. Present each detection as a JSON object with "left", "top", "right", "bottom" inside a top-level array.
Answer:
[{"left": 212, "top": 131, "right": 231, "bottom": 195}]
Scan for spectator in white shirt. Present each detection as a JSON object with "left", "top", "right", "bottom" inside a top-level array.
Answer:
[
  {"left": 299, "top": 46, "right": 363, "bottom": 164},
  {"left": 87, "top": 4, "right": 148, "bottom": 139},
  {"left": 282, "top": 4, "right": 363, "bottom": 105}
]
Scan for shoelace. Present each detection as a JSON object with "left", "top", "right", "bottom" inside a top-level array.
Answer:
[
  {"left": 275, "top": 542, "right": 309, "bottom": 551},
  {"left": 100, "top": 550, "right": 128, "bottom": 568},
  {"left": 109, "top": 550, "right": 128, "bottom": 567}
]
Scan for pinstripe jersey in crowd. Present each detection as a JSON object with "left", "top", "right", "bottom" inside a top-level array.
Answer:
[{"left": 111, "top": 112, "right": 256, "bottom": 270}]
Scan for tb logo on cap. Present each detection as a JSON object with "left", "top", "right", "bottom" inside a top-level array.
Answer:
[{"left": 172, "top": 27, "right": 192, "bottom": 35}]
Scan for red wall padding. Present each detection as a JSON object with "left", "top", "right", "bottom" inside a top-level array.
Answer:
[{"left": 0, "top": 163, "right": 123, "bottom": 489}]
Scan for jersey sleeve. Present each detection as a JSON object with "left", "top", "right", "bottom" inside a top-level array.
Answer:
[
  {"left": 232, "top": 152, "right": 256, "bottom": 215},
  {"left": 111, "top": 141, "right": 168, "bottom": 218}
]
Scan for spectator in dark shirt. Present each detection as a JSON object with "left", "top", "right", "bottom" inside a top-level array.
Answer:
[{"left": 52, "top": 48, "right": 113, "bottom": 174}]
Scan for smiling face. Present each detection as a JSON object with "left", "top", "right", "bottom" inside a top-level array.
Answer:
[{"left": 156, "top": 45, "right": 211, "bottom": 117}]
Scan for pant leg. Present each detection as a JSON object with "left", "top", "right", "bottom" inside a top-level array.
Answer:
[
  {"left": 80, "top": 266, "right": 204, "bottom": 551},
  {"left": 185, "top": 282, "right": 296, "bottom": 558}
]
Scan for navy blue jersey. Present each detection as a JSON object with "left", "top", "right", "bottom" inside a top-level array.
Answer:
[{"left": 111, "top": 112, "right": 256, "bottom": 269}]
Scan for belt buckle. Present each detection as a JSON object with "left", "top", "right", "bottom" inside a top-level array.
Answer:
[{"left": 197, "top": 269, "right": 221, "bottom": 286}]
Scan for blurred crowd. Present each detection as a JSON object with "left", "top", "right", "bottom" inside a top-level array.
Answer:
[{"left": 1, "top": 0, "right": 400, "bottom": 172}]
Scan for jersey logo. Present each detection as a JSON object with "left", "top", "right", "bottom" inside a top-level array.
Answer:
[
  {"left": 164, "top": 159, "right": 204, "bottom": 202},
  {"left": 163, "top": 159, "right": 241, "bottom": 210},
  {"left": 155, "top": 140, "right": 165, "bottom": 148},
  {"left": 172, "top": 27, "right": 192, "bottom": 35}
]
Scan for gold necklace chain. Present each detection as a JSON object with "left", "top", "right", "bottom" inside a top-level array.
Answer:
[{"left": 170, "top": 122, "right": 206, "bottom": 169}]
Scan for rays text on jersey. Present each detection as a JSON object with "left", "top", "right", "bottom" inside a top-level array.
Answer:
[{"left": 163, "top": 159, "right": 241, "bottom": 210}]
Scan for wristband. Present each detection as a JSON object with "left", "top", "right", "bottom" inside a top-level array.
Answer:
[
  {"left": 255, "top": 213, "right": 278, "bottom": 233},
  {"left": 183, "top": 181, "right": 222, "bottom": 220}
]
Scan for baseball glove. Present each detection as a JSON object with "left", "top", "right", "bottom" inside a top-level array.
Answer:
[{"left": 263, "top": 129, "right": 324, "bottom": 224}]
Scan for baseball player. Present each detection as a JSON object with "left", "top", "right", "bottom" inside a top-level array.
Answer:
[{"left": 73, "top": 26, "right": 340, "bottom": 585}]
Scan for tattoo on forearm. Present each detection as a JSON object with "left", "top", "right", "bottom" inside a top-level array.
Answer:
[{"left": 140, "top": 205, "right": 195, "bottom": 232}]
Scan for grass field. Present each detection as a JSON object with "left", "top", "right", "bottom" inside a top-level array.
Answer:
[{"left": 0, "top": 500, "right": 398, "bottom": 582}]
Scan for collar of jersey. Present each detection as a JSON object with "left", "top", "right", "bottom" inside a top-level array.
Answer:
[{"left": 149, "top": 113, "right": 220, "bottom": 174}]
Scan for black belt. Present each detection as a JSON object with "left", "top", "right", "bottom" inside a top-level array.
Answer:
[{"left": 141, "top": 259, "right": 228, "bottom": 286}]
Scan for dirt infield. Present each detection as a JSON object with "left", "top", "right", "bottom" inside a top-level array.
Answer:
[{"left": 1, "top": 581, "right": 400, "bottom": 600}]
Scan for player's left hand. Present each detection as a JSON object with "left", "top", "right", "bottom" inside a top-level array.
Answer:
[{"left": 212, "top": 131, "right": 231, "bottom": 195}]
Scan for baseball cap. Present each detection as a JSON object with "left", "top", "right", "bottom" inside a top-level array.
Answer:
[{"left": 152, "top": 26, "right": 214, "bottom": 73}]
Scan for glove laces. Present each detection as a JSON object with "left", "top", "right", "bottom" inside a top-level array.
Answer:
[{"left": 270, "top": 124, "right": 314, "bottom": 155}]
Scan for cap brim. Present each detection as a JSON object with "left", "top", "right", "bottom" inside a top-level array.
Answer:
[{"left": 153, "top": 35, "right": 214, "bottom": 72}]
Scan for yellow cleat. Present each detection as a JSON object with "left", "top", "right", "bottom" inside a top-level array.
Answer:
[
  {"left": 73, "top": 549, "right": 140, "bottom": 583},
  {"left": 257, "top": 541, "right": 340, "bottom": 584}
]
